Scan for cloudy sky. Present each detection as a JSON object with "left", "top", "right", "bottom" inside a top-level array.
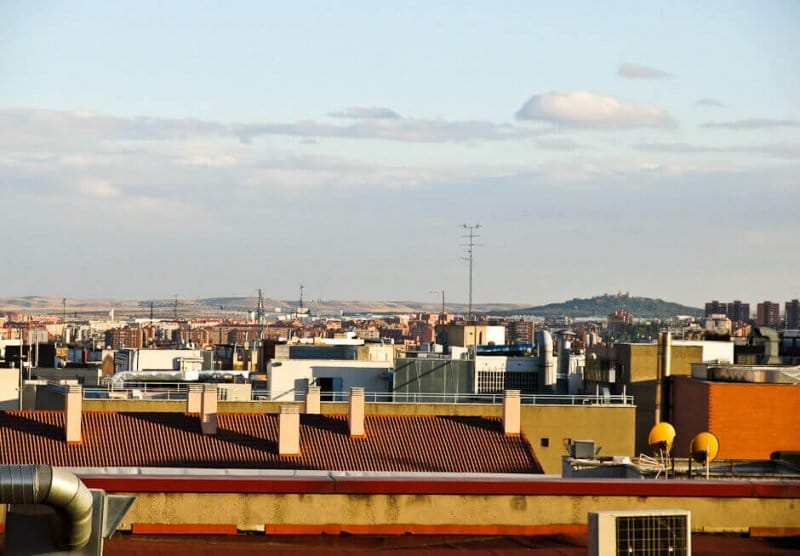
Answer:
[{"left": 1, "top": 1, "right": 798, "bottom": 308}]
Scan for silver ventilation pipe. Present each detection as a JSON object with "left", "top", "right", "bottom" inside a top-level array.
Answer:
[{"left": 0, "top": 464, "right": 94, "bottom": 551}]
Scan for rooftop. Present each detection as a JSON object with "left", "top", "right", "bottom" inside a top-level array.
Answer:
[{"left": 0, "top": 411, "right": 542, "bottom": 474}]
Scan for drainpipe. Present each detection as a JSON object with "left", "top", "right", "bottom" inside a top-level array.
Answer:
[{"left": 0, "top": 464, "right": 94, "bottom": 551}]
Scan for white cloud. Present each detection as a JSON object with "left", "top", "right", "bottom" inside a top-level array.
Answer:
[
  {"left": 515, "top": 90, "right": 673, "bottom": 129},
  {"left": 618, "top": 63, "right": 669, "bottom": 79},
  {"left": 635, "top": 142, "right": 800, "bottom": 158},
  {"left": 701, "top": 119, "right": 800, "bottom": 130},
  {"left": 76, "top": 179, "right": 120, "bottom": 198},
  {"left": 328, "top": 107, "right": 401, "bottom": 119},
  {"left": 696, "top": 98, "right": 724, "bottom": 108},
  {"left": 0, "top": 107, "right": 543, "bottom": 149},
  {"left": 234, "top": 117, "right": 534, "bottom": 143}
]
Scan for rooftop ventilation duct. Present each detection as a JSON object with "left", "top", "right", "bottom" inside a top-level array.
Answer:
[
  {"left": 1, "top": 464, "right": 94, "bottom": 550},
  {"left": 0, "top": 464, "right": 135, "bottom": 555}
]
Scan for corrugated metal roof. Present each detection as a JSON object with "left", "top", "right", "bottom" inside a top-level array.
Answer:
[{"left": 0, "top": 411, "right": 541, "bottom": 474}]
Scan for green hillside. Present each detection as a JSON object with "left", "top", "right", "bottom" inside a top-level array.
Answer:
[{"left": 505, "top": 293, "right": 702, "bottom": 319}]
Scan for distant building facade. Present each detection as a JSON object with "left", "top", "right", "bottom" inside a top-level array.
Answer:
[
  {"left": 756, "top": 301, "right": 781, "bottom": 327},
  {"left": 704, "top": 300, "right": 750, "bottom": 322},
  {"left": 786, "top": 299, "right": 800, "bottom": 329}
]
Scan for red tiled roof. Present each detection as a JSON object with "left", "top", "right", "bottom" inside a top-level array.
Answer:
[{"left": 0, "top": 411, "right": 542, "bottom": 474}]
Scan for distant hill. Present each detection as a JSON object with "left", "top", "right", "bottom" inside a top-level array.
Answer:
[
  {"left": 0, "top": 296, "right": 527, "bottom": 318},
  {"left": 502, "top": 293, "right": 703, "bottom": 319}
]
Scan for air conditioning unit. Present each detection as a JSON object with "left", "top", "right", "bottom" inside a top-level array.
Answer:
[
  {"left": 569, "top": 440, "right": 596, "bottom": 459},
  {"left": 589, "top": 509, "right": 690, "bottom": 556}
]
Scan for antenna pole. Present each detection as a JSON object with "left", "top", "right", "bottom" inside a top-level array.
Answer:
[
  {"left": 173, "top": 294, "right": 178, "bottom": 320},
  {"left": 461, "top": 224, "right": 481, "bottom": 323},
  {"left": 429, "top": 290, "right": 445, "bottom": 325},
  {"left": 257, "top": 288, "right": 265, "bottom": 341}
]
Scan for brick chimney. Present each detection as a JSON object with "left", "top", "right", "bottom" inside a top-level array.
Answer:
[
  {"left": 187, "top": 384, "right": 203, "bottom": 413},
  {"left": 200, "top": 384, "right": 217, "bottom": 435},
  {"left": 503, "top": 390, "right": 521, "bottom": 436},
  {"left": 305, "top": 385, "right": 321, "bottom": 414},
  {"left": 279, "top": 405, "right": 301, "bottom": 456},
  {"left": 64, "top": 384, "right": 82, "bottom": 444},
  {"left": 348, "top": 387, "right": 365, "bottom": 438}
]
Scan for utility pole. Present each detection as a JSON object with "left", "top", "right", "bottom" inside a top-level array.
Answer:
[
  {"left": 461, "top": 224, "right": 481, "bottom": 323},
  {"left": 429, "top": 290, "right": 446, "bottom": 325}
]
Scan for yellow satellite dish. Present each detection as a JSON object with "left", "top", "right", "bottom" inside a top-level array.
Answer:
[
  {"left": 690, "top": 432, "right": 720, "bottom": 465},
  {"left": 648, "top": 422, "right": 676, "bottom": 455}
]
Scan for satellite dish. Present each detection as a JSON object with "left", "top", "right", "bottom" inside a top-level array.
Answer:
[
  {"left": 648, "top": 422, "right": 676, "bottom": 456},
  {"left": 690, "top": 432, "right": 720, "bottom": 465}
]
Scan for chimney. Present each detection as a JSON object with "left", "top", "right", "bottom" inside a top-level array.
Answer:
[
  {"left": 348, "top": 387, "right": 365, "bottom": 438},
  {"left": 200, "top": 384, "right": 217, "bottom": 435},
  {"left": 64, "top": 384, "right": 82, "bottom": 444},
  {"left": 187, "top": 384, "right": 203, "bottom": 413},
  {"left": 279, "top": 405, "right": 301, "bottom": 456},
  {"left": 305, "top": 385, "right": 321, "bottom": 414},
  {"left": 502, "top": 390, "right": 521, "bottom": 436}
]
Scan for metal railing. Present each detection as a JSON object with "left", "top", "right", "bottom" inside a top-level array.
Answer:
[
  {"left": 84, "top": 382, "right": 191, "bottom": 401},
  {"left": 83, "top": 384, "right": 633, "bottom": 406},
  {"left": 259, "top": 390, "right": 633, "bottom": 406}
]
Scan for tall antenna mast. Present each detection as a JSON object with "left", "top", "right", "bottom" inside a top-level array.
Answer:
[
  {"left": 173, "top": 294, "right": 179, "bottom": 320},
  {"left": 299, "top": 284, "right": 304, "bottom": 311},
  {"left": 257, "top": 288, "right": 266, "bottom": 341},
  {"left": 461, "top": 224, "right": 481, "bottom": 323},
  {"left": 150, "top": 300, "right": 154, "bottom": 322},
  {"left": 62, "top": 298, "right": 67, "bottom": 325}
]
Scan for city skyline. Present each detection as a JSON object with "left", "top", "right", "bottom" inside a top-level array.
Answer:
[{"left": 1, "top": 1, "right": 798, "bottom": 306}]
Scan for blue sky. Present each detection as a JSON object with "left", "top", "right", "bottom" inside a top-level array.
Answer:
[{"left": 0, "top": 1, "right": 798, "bottom": 307}]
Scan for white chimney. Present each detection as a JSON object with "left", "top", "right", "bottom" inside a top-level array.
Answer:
[
  {"left": 64, "top": 385, "right": 82, "bottom": 444},
  {"left": 200, "top": 384, "right": 217, "bottom": 435},
  {"left": 279, "top": 405, "right": 301, "bottom": 456},
  {"left": 503, "top": 390, "right": 521, "bottom": 436},
  {"left": 187, "top": 384, "right": 203, "bottom": 413},
  {"left": 305, "top": 386, "right": 321, "bottom": 414},
  {"left": 348, "top": 387, "right": 365, "bottom": 438}
]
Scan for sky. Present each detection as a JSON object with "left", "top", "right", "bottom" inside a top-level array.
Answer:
[{"left": 0, "top": 1, "right": 798, "bottom": 308}]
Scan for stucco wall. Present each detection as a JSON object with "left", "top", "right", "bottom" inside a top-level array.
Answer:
[{"left": 115, "top": 490, "right": 798, "bottom": 534}]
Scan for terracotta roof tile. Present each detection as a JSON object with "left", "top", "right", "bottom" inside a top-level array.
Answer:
[{"left": 0, "top": 411, "right": 542, "bottom": 474}]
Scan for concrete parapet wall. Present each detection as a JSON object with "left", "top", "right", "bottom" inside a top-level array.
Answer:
[{"left": 80, "top": 475, "right": 800, "bottom": 535}]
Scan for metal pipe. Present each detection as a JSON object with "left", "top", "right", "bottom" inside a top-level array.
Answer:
[{"left": 0, "top": 464, "right": 94, "bottom": 550}]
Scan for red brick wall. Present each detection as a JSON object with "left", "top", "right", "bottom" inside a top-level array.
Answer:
[{"left": 670, "top": 377, "right": 800, "bottom": 460}]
